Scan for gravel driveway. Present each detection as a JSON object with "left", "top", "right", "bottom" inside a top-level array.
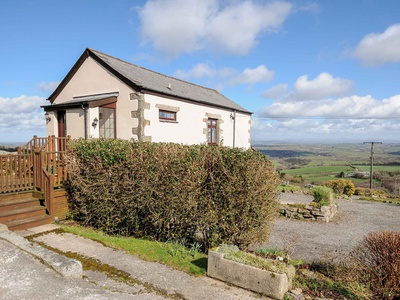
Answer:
[{"left": 261, "top": 193, "right": 400, "bottom": 262}]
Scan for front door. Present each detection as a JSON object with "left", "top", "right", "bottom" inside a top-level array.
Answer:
[{"left": 57, "top": 110, "right": 66, "bottom": 137}]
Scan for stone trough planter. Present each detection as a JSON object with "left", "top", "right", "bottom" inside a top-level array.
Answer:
[{"left": 207, "top": 248, "right": 295, "bottom": 300}]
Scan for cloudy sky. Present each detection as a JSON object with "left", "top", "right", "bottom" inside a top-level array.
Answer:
[{"left": 1, "top": 0, "right": 399, "bottom": 144}]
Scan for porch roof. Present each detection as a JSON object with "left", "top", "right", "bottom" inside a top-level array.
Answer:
[{"left": 42, "top": 92, "right": 118, "bottom": 111}]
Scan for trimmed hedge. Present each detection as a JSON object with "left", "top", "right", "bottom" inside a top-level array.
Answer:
[{"left": 64, "top": 139, "right": 280, "bottom": 250}]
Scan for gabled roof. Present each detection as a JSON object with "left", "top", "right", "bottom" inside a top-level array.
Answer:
[{"left": 48, "top": 48, "right": 251, "bottom": 115}]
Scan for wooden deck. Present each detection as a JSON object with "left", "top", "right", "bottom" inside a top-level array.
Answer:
[{"left": 0, "top": 136, "right": 70, "bottom": 230}]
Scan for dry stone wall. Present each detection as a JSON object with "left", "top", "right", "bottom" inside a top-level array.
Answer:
[{"left": 279, "top": 203, "right": 338, "bottom": 223}]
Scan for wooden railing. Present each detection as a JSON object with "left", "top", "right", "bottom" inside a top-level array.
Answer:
[
  {"left": 42, "top": 169, "right": 55, "bottom": 215},
  {"left": 18, "top": 135, "right": 71, "bottom": 154},
  {"left": 1, "top": 136, "right": 70, "bottom": 216},
  {"left": 34, "top": 150, "right": 67, "bottom": 190},
  {"left": 0, "top": 154, "right": 33, "bottom": 193}
]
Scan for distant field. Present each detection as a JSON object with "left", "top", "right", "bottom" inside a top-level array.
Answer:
[
  {"left": 353, "top": 165, "right": 400, "bottom": 172},
  {"left": 253, "top": 143, "right": 400, "bottom": 186}
]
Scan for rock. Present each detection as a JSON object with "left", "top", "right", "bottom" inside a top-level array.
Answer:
[{"left": 286, "top": 291, "right": 305, "bottom": 300}]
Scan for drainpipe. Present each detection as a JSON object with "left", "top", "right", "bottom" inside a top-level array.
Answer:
[
  {"left": 82, "top": 102, "right": 88, "bottom": 139},
  {"left": 232, "top": 110, "right": 236, "bottom": 148}
]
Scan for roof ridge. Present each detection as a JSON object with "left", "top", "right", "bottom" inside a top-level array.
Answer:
[{"left": 88, "top": 48, "right": 224, "bottom": 96}]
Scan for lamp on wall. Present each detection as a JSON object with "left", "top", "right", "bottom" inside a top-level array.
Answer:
[
  {"left": 92, "top": 117, "right": 98, "bottom": 127},
  {"left": 45, "top": 112, "right": 51, "bottom": 123}
]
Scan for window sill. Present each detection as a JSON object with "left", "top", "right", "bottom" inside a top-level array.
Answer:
[{"left": 159, "top": 119, "right": 179, "bottom": 124}]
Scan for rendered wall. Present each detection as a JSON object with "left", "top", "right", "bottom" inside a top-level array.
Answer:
[
  {"left": 144, "top": 94, "right": 251, "bottom": 149},
  {"left": 49, "top": 57, "right": 136, "bottom": 140}
]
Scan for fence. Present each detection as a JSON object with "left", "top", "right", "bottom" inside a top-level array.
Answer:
[
  {"left": 0, "top": 154, "right": 33, "bottom": 193},
  {"left": 1, "top": 136, "right": 70, "bottom": 212}
]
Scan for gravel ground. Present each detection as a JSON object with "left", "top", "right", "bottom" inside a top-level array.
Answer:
[{"left": 261, "top": 193, "right": 400, "bottom": 262}]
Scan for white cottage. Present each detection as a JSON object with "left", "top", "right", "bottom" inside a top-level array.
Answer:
[{"left": 42, "top": 48, "right": 252, "bottom": 148}]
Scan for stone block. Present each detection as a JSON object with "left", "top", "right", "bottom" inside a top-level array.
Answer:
[{"left": 207, "top": 250, "right": 294, "bottom": 300}]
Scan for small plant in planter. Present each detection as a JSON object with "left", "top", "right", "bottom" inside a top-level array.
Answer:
[
  {"left": 311, "top": 186, "right": 333, "bottom": 207},
  {"left": 279, "top": 186, "right": 338, "bottom": 222},
  {"left": 207, "top": 244, "right": 296, "bottom": 300}
]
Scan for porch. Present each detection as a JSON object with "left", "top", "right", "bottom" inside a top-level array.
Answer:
[{"left": 0, "top": 136, "right": 70, "bottom": 231}]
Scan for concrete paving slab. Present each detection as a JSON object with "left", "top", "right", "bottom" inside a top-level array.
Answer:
[
  {"left": 0, "top": 222, "right": 269, "bottom": 299},
  {"left": 0, "top": 238, "right": 165, "bottom": 300},
  {"left": 34, "top": 232, "right": 267, "bottom": 300},
  {"left": 15, "top": 223, "right": 60, "bottom": 237},
  {"left": 0, "top": 227, "right": 82, "bottom": 278}
]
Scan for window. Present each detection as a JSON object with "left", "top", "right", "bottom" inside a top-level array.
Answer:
[
  {"left": 207, "top": 118, "right": 218, "bottom": 145},
  {"left": 159, "top": 110, "right": 176, "bottom": 121},
  {"left": 99, "top": 107, "right": 115, "bottom": 139}
]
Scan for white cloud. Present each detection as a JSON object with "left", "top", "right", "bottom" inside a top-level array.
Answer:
[
  {"left": 206, "top": 1, "right": 292, "bottom": 55},
  {"left": 138, "top": 0, "right": 293, "bottom": 56},
  {"left": 229, "top": 65, "right": 275, "bottom": 85},
  {"left": 139, "top": 0, "right": 215, "bottom": 56},
  {"left": 353, "top": 23, "right": 400, "bottom": 66},
  {"left": 175, "top": 63, "right": 217, "bottom": 79},
  {"left": 37, "top": 81, "right": 60, "bottom": 93},
  {"left": 0, "top": 96, "right": 47, "bottom": 133},
  {"left": 259, "top": 94, "right": 400, "bottom": 118},
  {"left": 175, "top": 63, "right": 274, "bottom": 88},
  {"left": 293, "top": 73, "right": 353, "bottom": 101},
  {"left": 262, "top": 83, "right": 289, "bottom": 99},
  {"left": 253, "top": 94, "right": 400, "bottom": 143},
  {"left": 263, "top": 72, "right": 353, "bottom": 101}
]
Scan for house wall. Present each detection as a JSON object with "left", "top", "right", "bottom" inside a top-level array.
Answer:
[
  {"left": 67, "top": 109, "right": 85, "bottom": 138},
  {"left": 144, "top": 94, "right": 251, "bottom": 148},
  {"left": 88, "top": 107, "right": 99, "bottom": 138},
  {"left": 48, "top": 56, "right": 251, "bottom": 148},
  {"left": 45, "top": 111, "right": 57, "bottom": 136},
  {"left": 48, "top": 57, "right": 137, "bottom": 140}
]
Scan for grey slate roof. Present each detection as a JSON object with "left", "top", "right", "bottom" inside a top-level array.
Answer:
[{"left": 88, "top": 48, "right": 251, "bottom": 114}]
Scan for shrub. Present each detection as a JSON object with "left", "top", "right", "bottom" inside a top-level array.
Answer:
[
  {"left": 325, "top": 179, "right": 355, "bottom": 197},
  {"left": 65, "top": 139, "right": 280, "bottom": 250},
  {"left": 312, "top": 186, "right": 333, "bottom": 206},
  {"left": 351, "top": 231, "right": 400, "bottom": 299},
  {"left": 355, "top": 188, "right": 389, "bottom": 199}
]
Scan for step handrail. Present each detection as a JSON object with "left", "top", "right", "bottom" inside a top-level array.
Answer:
[
  {"left": 18, "top": 135, "right": 71, "bottom": 154},
  {"left": 42, "top": 168, "right": 55, "bottom": 215}
]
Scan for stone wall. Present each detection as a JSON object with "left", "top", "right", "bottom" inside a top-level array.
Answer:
[{"left": 279, "top": 203, "right": 338, "bottom": 223}]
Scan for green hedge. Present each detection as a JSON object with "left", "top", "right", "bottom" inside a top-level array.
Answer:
[{"left": 64, "top": 139, "right": 279, "bottom": 250}]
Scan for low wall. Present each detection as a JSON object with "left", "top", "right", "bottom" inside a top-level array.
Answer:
[{"left": 279, "top": 203, "right": 338, "bottom": 223}]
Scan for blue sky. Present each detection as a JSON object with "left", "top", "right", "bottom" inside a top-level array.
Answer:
[{"left": 1, "top": 0, "right": 400, "bottom": 144}]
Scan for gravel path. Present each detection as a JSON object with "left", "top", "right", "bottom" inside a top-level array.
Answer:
[{"left": 262, "top": 193, "right": 400, "bottom": 262}]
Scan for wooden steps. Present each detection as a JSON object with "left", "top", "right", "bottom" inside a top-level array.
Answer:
[{"left": 0, "top": 191, "right": 54, "bottom": 231}]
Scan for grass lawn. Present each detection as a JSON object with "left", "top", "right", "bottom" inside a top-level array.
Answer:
[{"left": 61, "top": 224, "right": 208, "bottom": 276}]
